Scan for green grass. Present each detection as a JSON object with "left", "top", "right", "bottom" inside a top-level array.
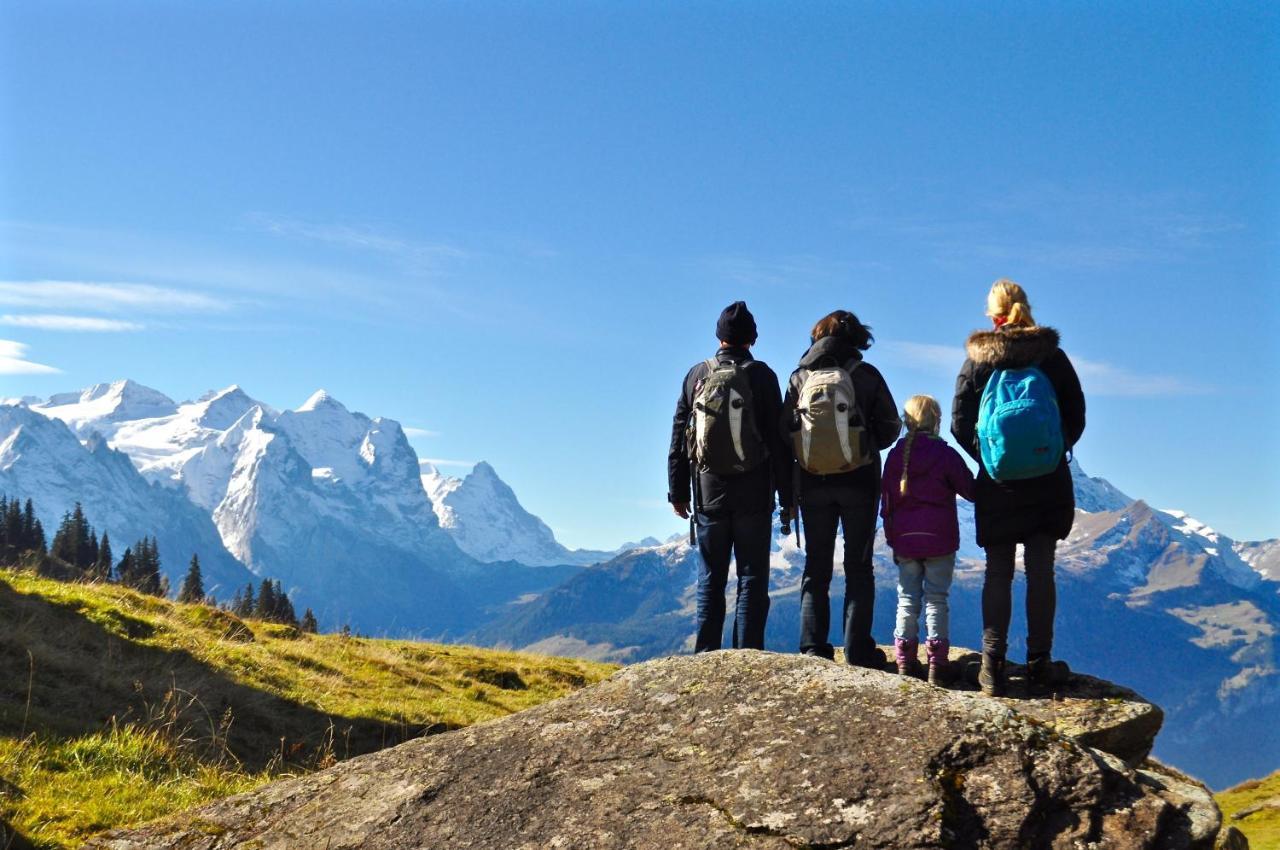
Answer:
[
  {"left": 1217, "top": 770, "right": 1280, "bottom": 850},
  {"left": 0, "top": 567, "right": 616, "bottom": 848}
]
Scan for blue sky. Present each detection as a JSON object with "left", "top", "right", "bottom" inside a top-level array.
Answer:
[{"left": 1, "top": 2, "right": 1277, "bottom": 549}]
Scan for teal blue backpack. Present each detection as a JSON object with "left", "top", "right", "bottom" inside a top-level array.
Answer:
[{"left": 977, "top": 367, "right": 1064, "bottom": 481}]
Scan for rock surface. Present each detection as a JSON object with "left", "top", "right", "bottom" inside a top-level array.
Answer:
[{"left": 90, "top": 651, "right": 1232, "bottom": 850}]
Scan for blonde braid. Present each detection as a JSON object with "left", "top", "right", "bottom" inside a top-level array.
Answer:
[
  {"left": 899, "top": 394, "right": 942, "bottom": 497},
  {"left": 899, "top": 429, "right": 918, "bottom": 497}
]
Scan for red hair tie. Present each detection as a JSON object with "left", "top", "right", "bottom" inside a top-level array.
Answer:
[{"left": 992, "top": 315, "right": 1008, "bottom": 328}]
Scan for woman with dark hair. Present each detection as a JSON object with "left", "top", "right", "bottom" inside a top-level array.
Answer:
[
  {"left": 784, "top": 310, "right": 901, "bottom": 666},
  {"left": 952, "top": 280, "right": 1086, "bottom": 696}
]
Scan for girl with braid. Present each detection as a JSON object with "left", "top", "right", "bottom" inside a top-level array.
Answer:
[{"left": 881, "top": 395, "right": 975, "bottom": 685}]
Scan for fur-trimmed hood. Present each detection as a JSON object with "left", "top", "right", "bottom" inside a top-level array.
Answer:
[{"left": 965, "top": 325, "right": 1061, "bottom": 368}]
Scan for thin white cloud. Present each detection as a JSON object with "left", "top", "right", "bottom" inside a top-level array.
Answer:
[
  {"left": 884, "top": 339, "right": 1210, "bottom": 397},
  {"left": 0, "top": 281, "right": 226, "bottom": 314},
  {"left": 402, "top": 427, "right": 442, "bottom": 438},
  {"left": 246, "top": 213, "right": 468, "bottom": 267},
  {"left": 0, "top": 340, "right": 61, "bottom": 375},
  {"left": 1071, "top": 356, "right": 1212, "bottom": 397},
  {"left": 418, "top": 457, "right": 475, "bottom": 469},
  {"left": 1, "top": 314, "right": 144, "bottom": 332}
]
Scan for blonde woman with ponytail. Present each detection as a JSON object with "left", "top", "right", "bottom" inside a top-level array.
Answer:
[
  {"left": 952, "top": 279, "right": 1087, "bottom": 697},
  {"left": 881, "top": 395, "right": 975, "bottom": 685}
]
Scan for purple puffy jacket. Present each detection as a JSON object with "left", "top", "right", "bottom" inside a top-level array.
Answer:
[{"left": 881, "top": 433, "right": 976, "bottom": 560}]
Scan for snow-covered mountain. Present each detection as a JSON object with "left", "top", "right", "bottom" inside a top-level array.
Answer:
[
  {"left": 0, "top": 403, "right": 254, "bottom": 595},
  {"left": 7, "top": 381, "right": 574, "bottom": 634},
  {"left": 422, "top": 462, "right": 612, "bottom": 567}
]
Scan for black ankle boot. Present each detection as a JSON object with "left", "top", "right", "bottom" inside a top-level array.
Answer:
[
  {"left": 1027, "top": 653, "right": 1070, "bottom": 694},
  {"left": 979, "top": 652, "right": 1007, "bottom": 697}
]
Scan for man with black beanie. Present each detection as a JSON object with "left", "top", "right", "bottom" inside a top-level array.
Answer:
[{"left": 668, "top": 301, "right": 792, "bottom": 651}]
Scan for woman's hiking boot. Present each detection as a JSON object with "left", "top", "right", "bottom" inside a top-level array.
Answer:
[
  {"left": 926, "top": 638, "right": 951, "bottom": 687},
  {"left": 979, "top": 651, "right": 1007, "bottom": 697},
  {"left": 894, "top": 638, "right": 925, "bottom": 679},
  {"left": 847, "top": 645, "right": 889, "bottom": 671},
  {"left": 1027, "top": 653, "right": 1071, "bottom": 695}
]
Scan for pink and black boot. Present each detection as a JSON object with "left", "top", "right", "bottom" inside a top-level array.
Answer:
[
  {"left": 926, "top": 638, "right": 951, "bottom": 687},
  {"left": 894, "top": 638, "right": 925, "bottom": 679}
]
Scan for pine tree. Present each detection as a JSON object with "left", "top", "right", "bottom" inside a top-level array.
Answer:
[
  {"left": 31, "top": 518, "right": 46, "bottom": 554},
  {"left": 50, "top": 511, "right": 74, "bottom": 563},
  {"left": 255, "top": 579, "right": 276, "bottom": 621},
  {"left": 4, "top": 499, "right": 23, "bottom": 552},
  {"left": 21, "top": 499, "right": 39, "bottom": 551},
  {"left": 136, "top": 536, "right": 162, "bottom": 596},
  {"left": 70, "top": 504, "right": 92, "bottom": 569},
  {"left": 116, "top": 547, "right": 136, "bottom": 586},
  {"left": 177, "top": 554, "right": 204, "bottom": 604},
  {"left": 49, "top": 503, "right": 96, "bottom": 571},
  {"left": 233, "top": 583, "right": 255, "bottom": 618},
  {"left": 93, "top": 531, "right": 113, "bottom": 581},
  {"left": 81, "top": 522, "right": 99, "bottom": 571},
  {"left": 300, "top": 608, "right": 318, "bottom": 634},
  {"left": 273, "top": 580, "right": 297, "bottom": 626}
]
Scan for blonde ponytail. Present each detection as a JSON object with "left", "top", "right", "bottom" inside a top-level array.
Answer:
[
  {"left": 899, "top": 395, "right": 942, "bottom": 497},
  {"left": 987, "top": 279, "right": 1036, "bottom": 327}
]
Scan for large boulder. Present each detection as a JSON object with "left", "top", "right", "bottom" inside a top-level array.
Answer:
[{"left": 90, "top": 651, "right": 1232, "bottom": 849}]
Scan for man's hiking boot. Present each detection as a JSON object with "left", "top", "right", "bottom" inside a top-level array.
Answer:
[
  {"left": 894, "top": 638, "right": 925, "bottom": 679},
  {"left": 1027, "top": 653, "right": 1071, "bottom": 695},
  {"left": 926, "top": 638, "right": 951, "bottom": 687},
  {"left": 979, "top": 652, "right": 1007, "bottom": 697}
]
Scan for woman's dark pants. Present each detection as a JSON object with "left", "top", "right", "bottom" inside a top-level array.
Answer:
[
  {"left": 982, "top": 533, "right": 1057, "bottom": 660},
  {"left": 798, "top": 486, "right": 879, "bottom": 662}
]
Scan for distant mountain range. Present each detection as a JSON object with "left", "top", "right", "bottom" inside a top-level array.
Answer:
[{"left": 2, "top": 379, "right": 1277, "bottom": 787}]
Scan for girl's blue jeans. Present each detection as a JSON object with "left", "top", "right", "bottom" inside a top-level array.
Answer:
[{"left": 894, "top": 552, "right": 956, "bottom": 642}]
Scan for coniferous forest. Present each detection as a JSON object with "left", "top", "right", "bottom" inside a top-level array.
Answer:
[{"left": 0, "top": 492, "right": 305, "bottom": 628}]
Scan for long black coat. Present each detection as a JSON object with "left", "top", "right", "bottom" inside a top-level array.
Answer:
[{"left": 951, "top": 326, "right": 1086, "bottom": 548}]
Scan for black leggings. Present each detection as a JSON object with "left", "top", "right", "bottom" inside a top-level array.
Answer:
[{"left": 982, "top": 533, "right": 1056, "bottom": 660}]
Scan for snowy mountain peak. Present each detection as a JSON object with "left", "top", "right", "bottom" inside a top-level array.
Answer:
[
  {"left": 35, "top": 379, "right": 178, "bottom": 435},
  {"left": 422, "top": 462, "right": 610, "bottom": 567},
  {"left": 297, "top": 389, "right": 346, "bottom": 413},
  {"left": 191, "top": 385, "right": 259, "bottom": 431},
  {"left": 1069, "top": 459, "right": 1133, "bottom": 514}
]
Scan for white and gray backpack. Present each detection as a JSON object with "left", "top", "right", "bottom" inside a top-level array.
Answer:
[
  {"left": 790, "top": 359, "right": 872, "bottom": 475},
  {"left": 686, "top": 358, "right": 769, "bottom": 476}
]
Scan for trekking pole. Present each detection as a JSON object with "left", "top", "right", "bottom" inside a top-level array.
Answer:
[{"left": 689, "top": 467, "right": 699, "bottom": 547}]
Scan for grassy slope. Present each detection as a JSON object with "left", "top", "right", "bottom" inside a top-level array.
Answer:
[
  {"left": 0, "top": 568, "right": 615, "bottom": 849},
  {"left": 1217, "top": 770, "right": 1280, "bottom": 850}
]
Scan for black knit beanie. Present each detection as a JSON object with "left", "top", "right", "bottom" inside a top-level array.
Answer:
[{"left": 716, "top": 301, "right": 757, "bottom": 345}]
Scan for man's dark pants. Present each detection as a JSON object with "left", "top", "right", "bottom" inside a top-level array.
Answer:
[
  {"left": 694, "top": 507, "right": 772, "bottom": 652},
  {"left": 798, "top": 485, "right": 878, "bottom": 662}
]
